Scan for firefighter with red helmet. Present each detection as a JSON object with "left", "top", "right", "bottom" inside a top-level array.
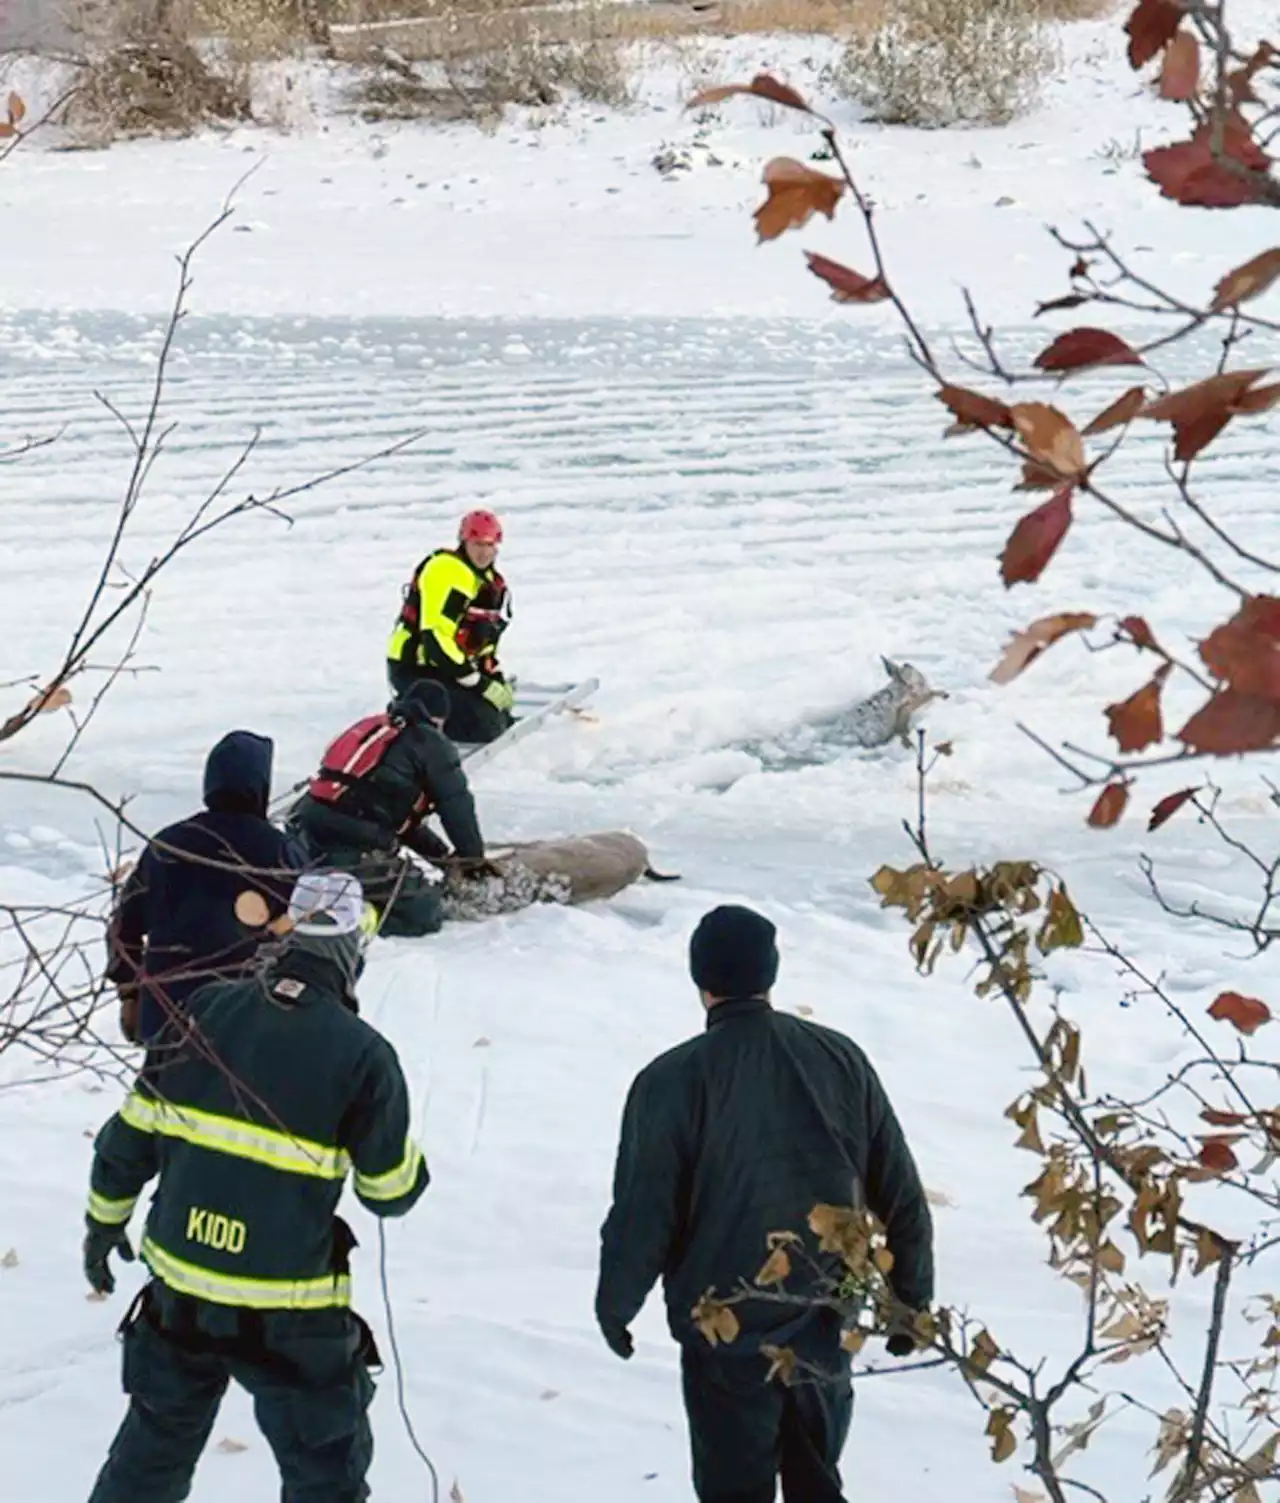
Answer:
[
  {"left": 386, "top": 509, "right": 514, "bottom": 745},
  {"left": 286, "top": 680, "right": 489, "bottom": 938}
]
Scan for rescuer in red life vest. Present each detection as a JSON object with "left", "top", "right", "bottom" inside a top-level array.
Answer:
[
  {"left": 386, "top": 509, "right": 515, "bottom": 747},
  {"left": 286, "top": 681, "right": 490, "bottom": 938}
]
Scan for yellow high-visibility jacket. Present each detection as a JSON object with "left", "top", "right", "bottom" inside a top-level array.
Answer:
[{"left": 387, "top": 548, "right": 507, "bottom": 678}]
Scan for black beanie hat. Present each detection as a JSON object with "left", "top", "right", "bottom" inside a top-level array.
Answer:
[
  {"left": 393, "top": 679, "right": 450, "bottom": 726},
  {"left": 689, "top": 905, "right": 780, "bottom": 999}
]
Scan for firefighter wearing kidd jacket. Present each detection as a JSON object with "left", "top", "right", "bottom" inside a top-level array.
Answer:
[{"left": 83, "top": 871, "right": 428, "bottom": 1503}]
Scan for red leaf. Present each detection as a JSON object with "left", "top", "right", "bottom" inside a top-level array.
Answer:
[
  {"left": 1174, "top": 407, "right": 1233, "bottom": 461},
  {"left": 999, "top": 487, "right": 1073, "bottom": 587},
  {"left": 1199, "top": 596, "right": 1280, "bottom": 700},
  {"left": 804, "top": 252, "right": 891, "bottom": 305},
  {"left": 1034, "top": 328, "right": 1145, "bottom": 373},
  {"left": 989, "top": 612, "right": 1097, "bottom": 684},
  {"left": 1147, "top": 786, "right": 1199, "bottom": 831},
  {"left": 1159, "top": 31, "right": 1201, "bottom": 101},
  {"left": 1088, "top": 781, "right": 1130, "bottom": 829},
  {"left": 1177, "top": 689, "right": 1280, "bottom": 754},
  {"left": 937, "top": 384, "right": 1013, "bottom": 433},
  {"left": 1201, "top": 1108, "right": 1250, "bottom": 1127},
  {"left": 1125, "top": 0, "right": 1184, "bottom": 69},
  {"left": 1209, "top": 990, "right": 1272, "bottom": 1035},
  {"left": 1234, "top": 381, "right": 1280, "bottom": 415},
  {"left": 1118, "top": 615, "right": 1161, "bottom": 652},
  {"left": 1142, "top": 369, "right": 1270, "bottom": 423},
  {"left": 1104, "top": 665, "right": 1170, "bottom": 753},
  {"left": 753, "top": 159, "right": 844, "bottom": 243},
  {"left": 1084, "top": 386, "right": 1148, "bottom": 436},
  {"left": 1211, "top": 248, "right": 1280, "bottom": 312},
  {"left": 1144, "top": 117, "right": 1271, "bottom": 208},
  {"left": 1198, "top": 1137, "right": 1240, "bottom": 1173},
  {"left": 1014, "top": 458, "right": 1063, "bottom": 492},
  {"left": 687, "top": 73, "right": 812, "bottom": 114}
]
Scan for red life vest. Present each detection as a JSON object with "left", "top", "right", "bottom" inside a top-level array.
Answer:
[{"left": 308, "top": 715, "right": 402, "bottom": 805}]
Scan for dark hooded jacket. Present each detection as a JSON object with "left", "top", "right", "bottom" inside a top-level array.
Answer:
[
  {"left": 289, "top": 716, "right": 484, "bottom": 864},
  {"left": 596, "top": 998, "right": 934, "bottom": 1352},
  {"left": 106, "top": 732, "right": 306, "bottom": 1043}
]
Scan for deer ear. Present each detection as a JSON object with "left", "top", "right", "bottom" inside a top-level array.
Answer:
[{"left": 881, "top": 656, "right": 899, "bottom": 678}]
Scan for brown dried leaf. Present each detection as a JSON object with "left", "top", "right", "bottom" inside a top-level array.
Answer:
[
  {"left": 1014, "top": 457, "right": 1063, "bottom": 491},
  {"left": 1014, "top": 1491, "right": 1048, "bottom": 1503},
  {"left": 1098, "top": 1240, "right": 1126, "bottom": 1274},
  {"left": 1208, "top": 990, "right": 1272, "bottom": 1036},
  {"left": 27, "top": 684, "right": 72, "bottom": 716},
  {"left": 7, "top": 92, "right": 25, "bottom": 124},
  {"left": 1234, "top": 381, "right": 1280, "bottom": 414},
  {"left": 1147, "top": 786, "right": 1199, "bottom": 831},
  {"left": 761, "top": 1343, "right": 798, "bottom": 1385},
  {"left": 1200, "top": 1107, "right": 1249, "bottom": 1127},
  {"left": 999, "top": 486, "right": 1074, "bottom": 587},
  {"left": 1034, "top": 328, "right": 1144, "bottom": 373},
  {"left": 1199, "top": 596, "right": 1280, "bottom": 700},
  {"left": 1211, "top": 248, "right": 1280, "bottom": 312},
  {"left": 872, "top": 1245, "right": 895, "bottom": 1275},
  {"left": 840, "top": 1327, "right": 867, "bottom": 1354},
  {"left": 1198, "top": 1136, "right": 1240, "bottom": 1173},
  {"left": 1125, "top": 0, "right": 1184, "bottom": 70},
  {"left": 266, "top": 914, "right": 295, "bottom": 937},
  {"left": 937, "top": 383, "right": 1013, "bottom": 432},
  {"left": 1104, "top": 664, "right": 1170, "bottom": 753},
  {"left": 1011, "top": 403, "right": 1087, "bottom": 479},
  {"left": 1083, "top": 384, "right": 1148, "bottom": 436},
  {"left": 753, "top": 158, "right": 844, "bottom": 243},
  {"left": 1177, "top": 690, "right": 1280, "bottom": 754},
  {"left": 687, "top": 73, "right": 812, "bottom": 114},
  {"left": 989, "top": 612, "right": 1097, "bottom": 684},
  {"left": 804, "top": 251, "right": 890, "bottom": 305},
  {"left": 1088, "top": 781, "right": 1130, "bottom": 830},
  {"left": 692, "top": 1293, "right": 741, "bottom": 1347},
  {"left": 1159, "top": 31, "right": 1201, "bottom": 101},
  {"left": 234, "top": 890, "right": 271, "bottom": 928},
  {"left": 755, "top": 1247, "right": 792, "bottom": 1286},
  {"left": 986, "top": 1407, "right": 1017, "bottom": 1464},
  {"left": 1037, "top": 885, "right": 1085, "bottom": 953},
  {"left": 1142, "top": 368, "right": 1270, "bottom": 424}
]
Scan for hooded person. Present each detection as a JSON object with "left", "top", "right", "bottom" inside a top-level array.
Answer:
[
  {"left": 287, "top": 679, "right": 492, "bottom": 939},
  {"left": 106, "top": 731, "right": 306, "bottom": 1047}
]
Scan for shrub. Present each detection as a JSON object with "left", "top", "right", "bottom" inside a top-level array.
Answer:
[{"left": 832, "top": 0, "right": 1059, "bottom": 128}]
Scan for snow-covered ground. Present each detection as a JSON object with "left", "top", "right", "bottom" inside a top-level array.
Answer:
[{"left": 2, "top": 7, "right": 1280, "bottom": 1501}]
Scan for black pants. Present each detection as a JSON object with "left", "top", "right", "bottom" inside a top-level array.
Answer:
[
  {"left": 386, "top": 659, "right": 511, "bottom": 746},
  {"left": 681, "top": 1334, "right": 853, "bottom": 1503},
  {"left": 87, "top": 1285, "right": 376, "bottom": 1503}
]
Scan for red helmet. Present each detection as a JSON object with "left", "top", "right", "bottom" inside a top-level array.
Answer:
[{"left": 459, "top": 509, "right": 503, "bottom": 545}]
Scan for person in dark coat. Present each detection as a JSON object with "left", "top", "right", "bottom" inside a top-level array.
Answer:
[
  {"left": 287, "top": 679, "right": 489, "bottom": 938},
  {"left": 595, "top": 904, "right": 935, "bottom": 1503},
  {"left": 83, "top": 870, "right": 429, "bottom": 1503},
  {"left": 106, "top": 731, "right": 305, "bottom": 1047}
]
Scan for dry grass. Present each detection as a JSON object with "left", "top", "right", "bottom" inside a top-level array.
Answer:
[{"left": 831, "top": 0, "right": 1062, "bottom": 127}]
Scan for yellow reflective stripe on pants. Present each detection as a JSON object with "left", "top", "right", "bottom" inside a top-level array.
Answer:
[
  {"left": 88, "top": 1190, "right": 138, "bottom": 1225},
  {"left": 119, "top": 1092, "right": 351, "bottom": 1182},
  {"left": 354, "top": 1138, "right": 424, "bottom": 1202},
  {"left": 142, "top": 1237, "right": 351, "bottom": 1311}
]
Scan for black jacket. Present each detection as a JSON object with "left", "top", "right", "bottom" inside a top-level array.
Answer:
[
  {"left": 291, "top": 717, "right": 484, "bottom": 862},
  {"left": 107, "top": 732, "right": 305, "bottom": 1042},
  {"left": 88, "top": 945, "right": 429, "bottom": 1309},
  {"left": 596, "top": 998, "right": 933, "bottom": 1349}
]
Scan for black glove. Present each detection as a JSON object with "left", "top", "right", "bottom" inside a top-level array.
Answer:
[
  {"left": 84, "top": 1217, "right": 135, "bottom": 1296},
  {"left": 455, "top": 857, "right": 504, "bottom": 882},
  {"left": 886, "top": 1329, "right": 916, "bottom": 1358},
  {"left": 600, "top": 1319, "right": 634, "bottom": 1360}
]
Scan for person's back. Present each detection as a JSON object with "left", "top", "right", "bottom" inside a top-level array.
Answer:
[
  {"left": 107, "top": 730, "right": 303, "bottom": 1042},
  {"left": 84, "top": 872, "right": 428, "bottom": 1503},
  {"left": 596, "top": 905, "right": 934, "bottom": 1503},
  {"left": 288, "top": 681, "right": 486, "bottom": 939},
  {"left": 633, "top": 1001, "right": 930, "bottom": 1346}
]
